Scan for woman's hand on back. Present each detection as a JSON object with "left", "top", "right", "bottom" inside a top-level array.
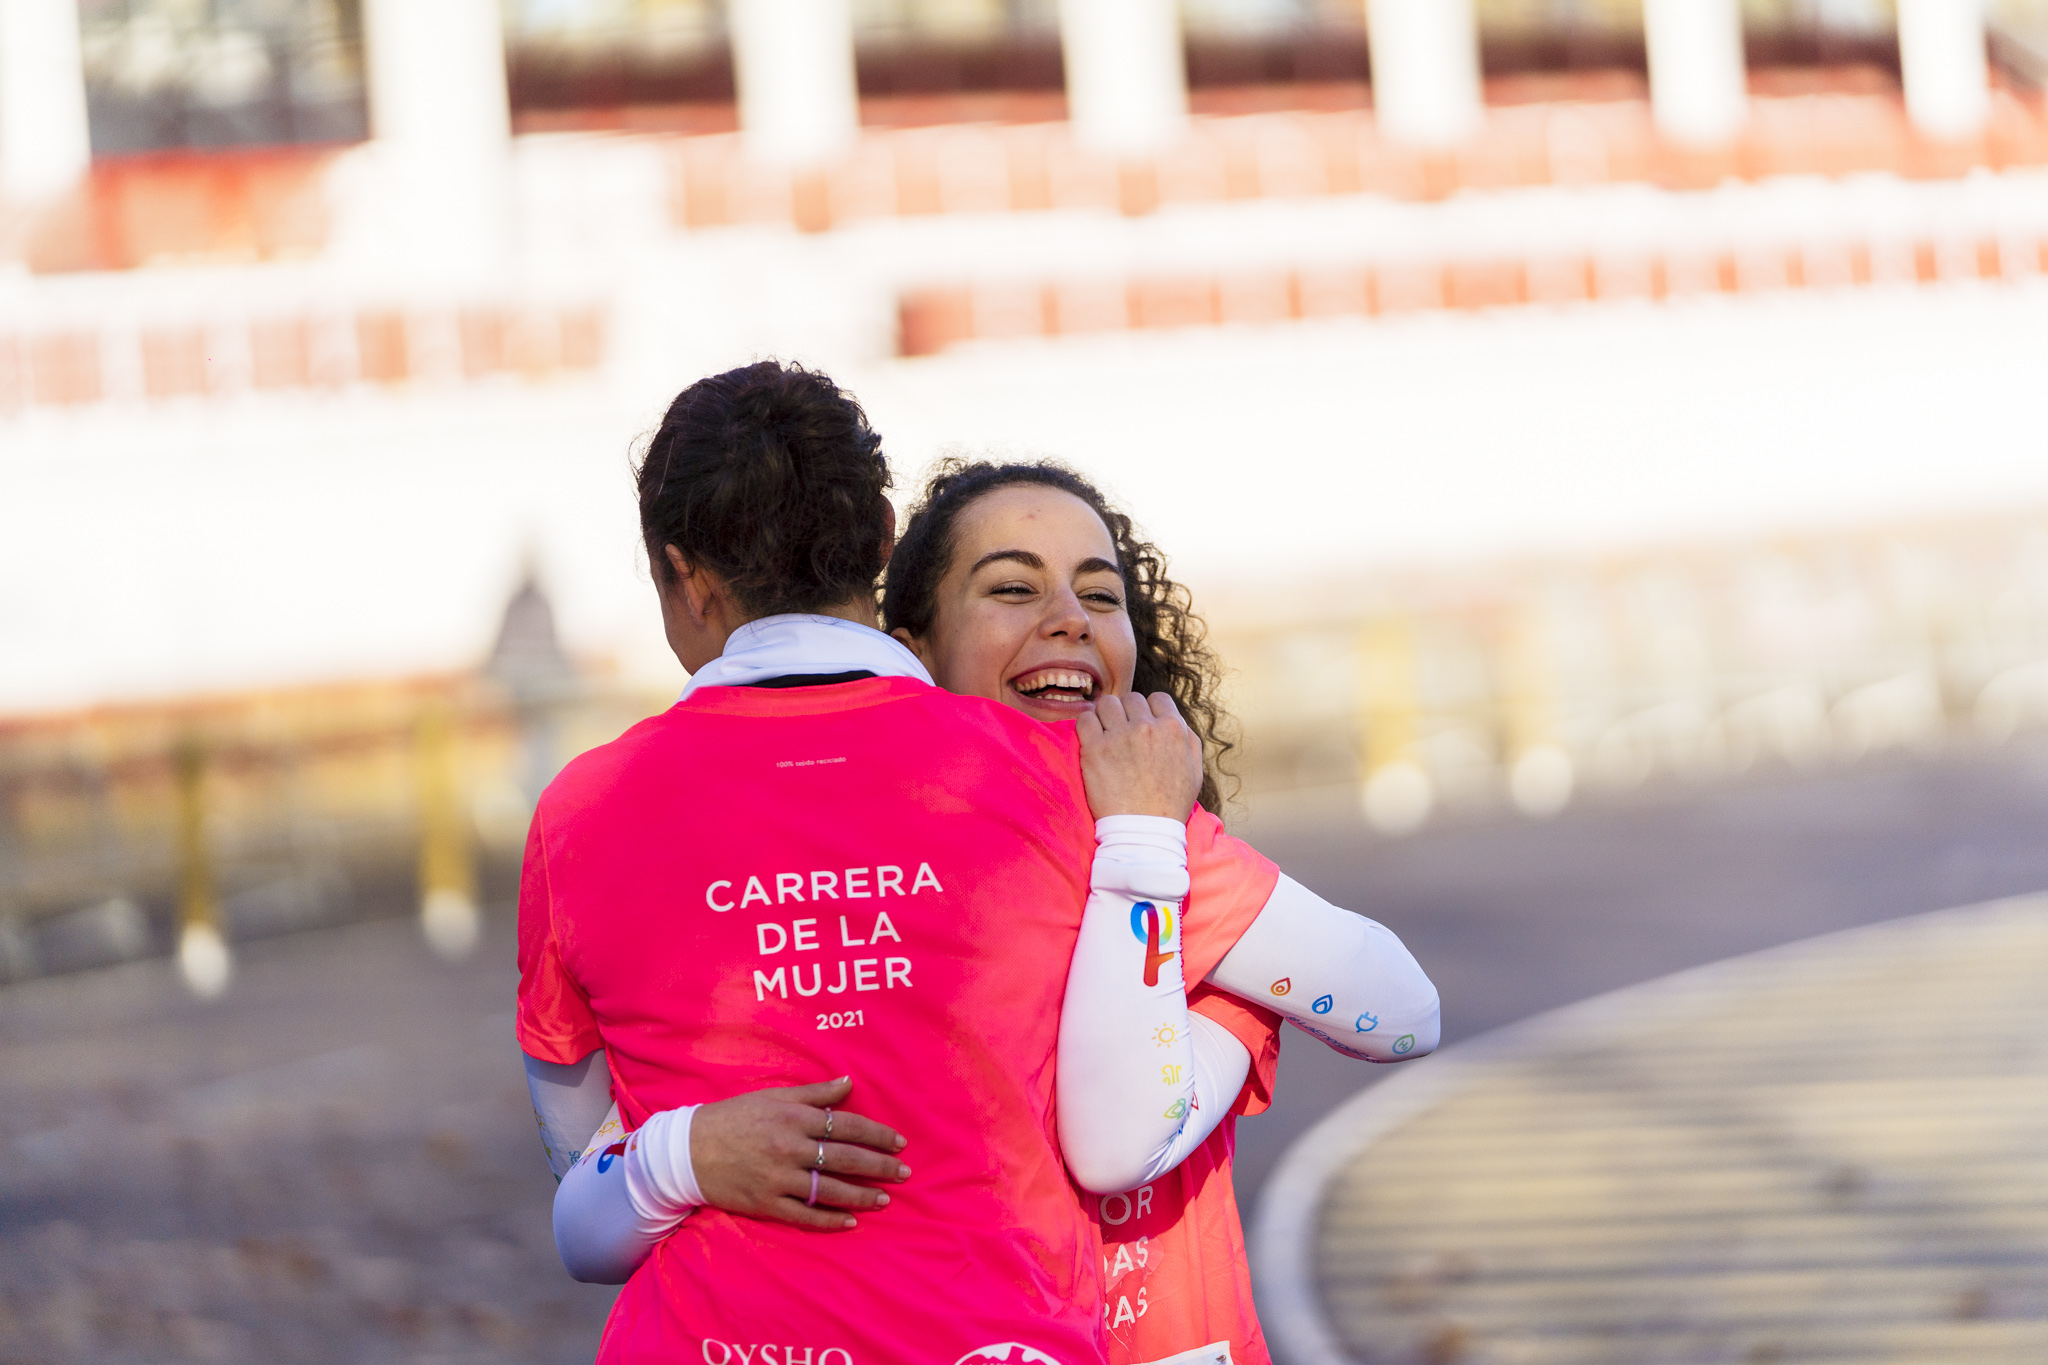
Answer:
[
  {"left": 1077, "top": 692, "right": 1204, "bottom": 820},
  {"left": 689, "top": 1076, "right": 912, "bottom": 1231}
]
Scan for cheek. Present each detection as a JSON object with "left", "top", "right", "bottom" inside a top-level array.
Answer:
[
  {"left": 927, "top": 604, "right": 1024, "bottom": 702},
  {"left": 1101, "top": 619, "right": 1139, "bottom": 693}
]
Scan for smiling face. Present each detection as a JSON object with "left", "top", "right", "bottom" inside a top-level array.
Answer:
[{"left": 896, "top": 484, "right": 1138, "bottom": 722}]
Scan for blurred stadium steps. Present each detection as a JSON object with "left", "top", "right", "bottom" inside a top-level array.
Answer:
[{"left": 1256, "top": 896, "right": 2048, "bottom": 1365}]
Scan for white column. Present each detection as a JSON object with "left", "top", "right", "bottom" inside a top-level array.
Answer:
[
  {"left": 360, "top": 0, "right": 512, "bottom": 273},
  {"left": 1058, "top": 0, "right": 1188, "bottom": 156},
  {"left": 1897, "top": 0, "right": 1989, "bottom": 140},
  {"left": 728, "top": 0, "right": 860, "bottom": 164},
  {"left": 0, "top": 0, "right": 92, "bottom": 202},
  {"left": 1365, "top": 0, "right": 1484, "bottom": 147},
  {"left": 1644, "top": 0, "right": 1747, "bottom": 145}
]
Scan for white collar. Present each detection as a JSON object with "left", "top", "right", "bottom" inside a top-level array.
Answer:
[{"left": 679, "top": 614, "right": 934, "bottom": 700}]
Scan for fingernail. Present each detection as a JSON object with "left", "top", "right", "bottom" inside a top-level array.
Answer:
[
  {"left": 874, "top": 1192, "right": 890, "bottom": 1206},
  {"left": 843, "top": 1216, "right": 857, "bottom": 1228},
  {"left": 894, "top": 1135, "right": 906, "bottom": 1149},
  {"left": 897, "top": 1164, "right": 912, "bottom": 1179}
]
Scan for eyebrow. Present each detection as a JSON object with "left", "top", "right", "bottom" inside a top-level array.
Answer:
[
  {"left": 970, "top": 549, "right": 1042, "bottom": 574},
  {"left": 969, "top": 550, "right": 1123, "bottom": 577}
]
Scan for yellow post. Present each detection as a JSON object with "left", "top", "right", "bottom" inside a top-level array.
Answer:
[
  {"left": 417, "top": 699, "right": 479, "bottom": 959},
  {"left": 1358, "top": 613, "right": 1433, "bottom": 834},
  {"left": 173, "top": 738, "right": 232, "bottom": 997},
  {"left": 1501, "top": 589, "right": 1574, "bottom": 817}
]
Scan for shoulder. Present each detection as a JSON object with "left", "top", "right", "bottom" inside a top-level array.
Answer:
[
  {"left": 1179, "top": 806, "right": 1282, "bottom": 983},
  {"left": 870, "top": 687, "right": 1090, "bottom": 829},
  {"left": 534, "top": 706, "right": 680, "bottom": 830},
  {"left": 876, "top": 684, "right": 1082, "bottom": 767},
  {"left": 1186, "top": 807, "right": 1279, "bottom": 886}
]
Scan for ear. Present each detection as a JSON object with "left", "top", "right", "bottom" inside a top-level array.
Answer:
[
  {"left": 877, "top": 499, "right": 898, "bottom": 569},
  {"left": 665, "top": 544, "right": 716, "bottom": 627},
  {"left": 889, "top": 625, "right": 934, "bottom": 671}
]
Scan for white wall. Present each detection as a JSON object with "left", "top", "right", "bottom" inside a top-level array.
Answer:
[
  {"left": 728, "top": 0, "right": 861, "bottom": 163},
  {"left": 1898, "top": 0, "right": 1990, "bottom": 139},
  {"left": 1644, "top": 0, "right": 1748, "bottom": 146},
  {"left": 358, "top": 0, "right": 514, "bottom": 276},
  {"left": 0, "top": 0, "right": 91, "bottom": 202},
  {"left": 1059, "top": 0, "right": 1190, "bottom": 156},
  {"left": 1365, "top": 0, "right": 1483, "bottom": 147}
]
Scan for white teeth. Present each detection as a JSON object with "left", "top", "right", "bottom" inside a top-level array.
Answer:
[{"left": 1017, "top": 669, "right": 1094, "bottom": 697}]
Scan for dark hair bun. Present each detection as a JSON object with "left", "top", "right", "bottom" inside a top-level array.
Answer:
[{"left": 637, "top": 361, "right": 892, "bottom": 618}]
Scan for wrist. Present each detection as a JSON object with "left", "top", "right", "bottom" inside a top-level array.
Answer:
[
  {"left": 622, "top": 1104, "right": 704, "bottom": 1223},
  {"left": 1093, "top": 815, "right": 1191, "bottom": 900},
  {"left": 1095, "top": 813, "right": 1188, "bottom": 845}
]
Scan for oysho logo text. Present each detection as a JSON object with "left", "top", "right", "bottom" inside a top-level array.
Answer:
[{"left": 699, "top": 1343, "right": 852, "bottom": 1365}]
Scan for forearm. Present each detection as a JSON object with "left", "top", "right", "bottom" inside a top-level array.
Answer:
[
  {"left": 1057, "top": 816, "right": 1245, "bottom": 1194},
  {"left": 1207, "top": 874, "right": 1440, "bottom": 1062},
  {"left": 551, "top": 1103, "right": 703, "bottom": 1284},
  {"left": 523, "top": 1049, "right": 617, "bottom": 1180}
]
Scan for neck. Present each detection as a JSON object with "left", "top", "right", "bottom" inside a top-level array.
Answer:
[
  {"left": 799, "top": 596, "right": 880, "bottom": 630},
  {"left": 669, "top": 593, "right": 881, "bottom": 675}
]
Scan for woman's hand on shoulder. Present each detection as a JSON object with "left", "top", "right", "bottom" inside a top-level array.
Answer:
[
  {"left": 1077, "top": 692, "right": 1204, "bottom": 820},
  {"left": 689, "top": 1076, "right": 911, "bottom": 1231}
]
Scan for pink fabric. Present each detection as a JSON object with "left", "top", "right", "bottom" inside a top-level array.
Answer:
[
  {"left": 1096, "top": 815, "right": 1282, "bottom": 1365},
  {"left": 518, "top": 676, "right": 1266, "bottom": 1364}
]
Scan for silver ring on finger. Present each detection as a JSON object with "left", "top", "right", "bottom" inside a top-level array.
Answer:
[
  {"left": 813, "top": 1141, "right": 827, "bottom": 1171},
  {"left": 822, "top": 1106, "right": 834, "bottom": 1139}
]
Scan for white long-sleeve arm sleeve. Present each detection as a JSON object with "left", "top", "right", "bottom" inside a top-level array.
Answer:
[
  {"left": 1056, "top": 816, "right": 1253, "bottom": 1196},
  {"left": 523, "top": 1050, "right": 706, "bottom": 1284},
  {"left": 549, "top": 1101, "right": 704, "bottom": 1283},
  {"left": 1205, "top": 873, "right": 1441, "bottom": 1063}
]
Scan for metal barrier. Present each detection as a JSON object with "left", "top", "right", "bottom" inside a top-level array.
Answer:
[
  {"left": 0, "top": 673, "right": 660, "bottom": 993},
  {"left": 1205, "top": 507, "right": 2048, "bottom": 830}
]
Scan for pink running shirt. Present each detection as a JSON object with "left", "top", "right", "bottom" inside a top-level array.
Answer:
[
  {"left": 1095, "top": 810, "right": 1283, "bottom": 1365},
  {"left": 517, "top": 676, "right": 1258, "bottom": 1365}
]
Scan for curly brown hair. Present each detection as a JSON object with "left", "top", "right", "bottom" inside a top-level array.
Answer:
[{"left": 881, "top": 458, "right": 1237, "bottom": 813}]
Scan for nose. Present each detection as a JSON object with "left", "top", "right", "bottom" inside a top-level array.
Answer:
[{"left": 1039, "top": 585, "right": 1091, "bottom": 642}]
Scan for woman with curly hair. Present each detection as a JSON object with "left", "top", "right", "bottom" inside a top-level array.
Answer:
[
  {"left": 530, "top": 368, "right": 1439, "bottom": 1365},
  {"left": 879, "top": 458, "right": 1441, "bottom": 1365}
]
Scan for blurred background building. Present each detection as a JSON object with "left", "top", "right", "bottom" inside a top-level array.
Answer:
[{"left": 9, "top": 1, "right": 2048, "bottom": 1361}]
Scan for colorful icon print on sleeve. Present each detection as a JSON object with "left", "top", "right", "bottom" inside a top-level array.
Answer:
[
  {"left": 1131, "top": 902, "right": 1177, "bottom": 987},
  {"left": 1312, "top": 994, "right": 1333, "bottom": 1014},
  {"left": 1270, "top": 977, "right": 1291, "bottom": 996},
  {"left": 1392, "top": 1034, "right": 1416, "bottom": 1055}
]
